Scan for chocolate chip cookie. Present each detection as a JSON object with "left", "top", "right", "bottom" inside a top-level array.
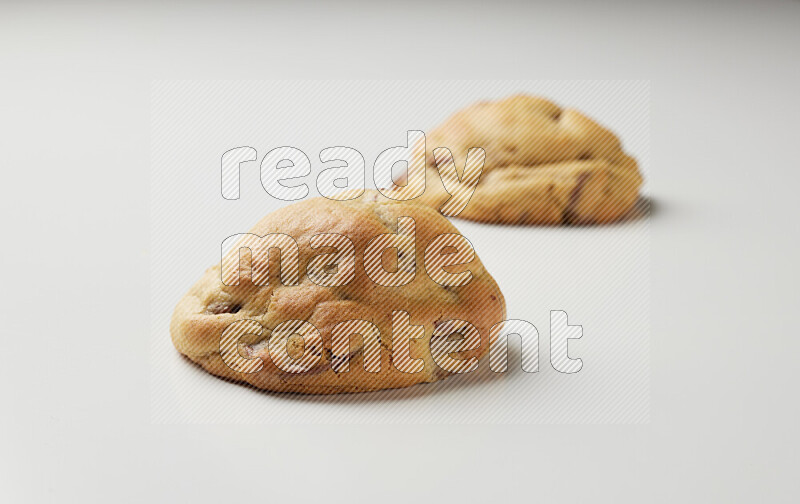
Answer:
[
  {"left": 417, "top": 94, "right": 643, "bottom": 225},
  {"left": 170, "top": 191, "right": 506, "bottom": 394}
]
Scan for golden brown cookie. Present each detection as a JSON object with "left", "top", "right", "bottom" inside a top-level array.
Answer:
[
  {"left": 416, "top": 94, "right": 643, "bottom": 225},
  {"left": 170, "top": 191, "right": 506, "bottom": 394}
]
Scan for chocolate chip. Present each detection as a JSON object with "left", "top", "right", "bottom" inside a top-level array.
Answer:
[{"left": 206, "top": 301, "right": 242, "bottom": 314}]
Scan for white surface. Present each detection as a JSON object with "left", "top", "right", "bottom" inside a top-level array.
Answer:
[{"left": 2, "top": 0, "right": 799, "bottom": 502}]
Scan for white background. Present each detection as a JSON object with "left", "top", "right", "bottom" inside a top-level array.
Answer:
[{"left": 2, "top": 0, "right": 799, "bottom": 502}]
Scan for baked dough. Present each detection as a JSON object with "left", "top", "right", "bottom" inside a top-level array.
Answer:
[
  {"left": 170, "top": 191, "right": 506, "bottom": 394},
  {"left": 415, "top": 94, "right": 643, "bottom": 225}
]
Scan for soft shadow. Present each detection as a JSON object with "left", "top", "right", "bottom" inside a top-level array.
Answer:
[
  {"left": 178, "top": 348, "right": 526, "bottom": 405},
  {"left": 274, "top": 359, "right": 511, "bottom": 405},
  {"left": 615, "top": 195, "right": 656, "bottom": 224},
  {"left": 455, "top": 195, "right": 657, "bottom": 229}
]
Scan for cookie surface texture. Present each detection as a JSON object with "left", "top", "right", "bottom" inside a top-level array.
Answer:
[
  {"left": 416, "top": 94, "right": 643, "bottom": 225},
  {"left": 170, "top": 191, "right": 506, "bottom": 394}
]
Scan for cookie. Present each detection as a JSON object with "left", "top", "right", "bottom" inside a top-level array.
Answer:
[
  {"left": 415, "top": 94, "right": 643, "bottom": 225},
  {"left": 170, "top": 191, "right": 506, "bottom": 394}
]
